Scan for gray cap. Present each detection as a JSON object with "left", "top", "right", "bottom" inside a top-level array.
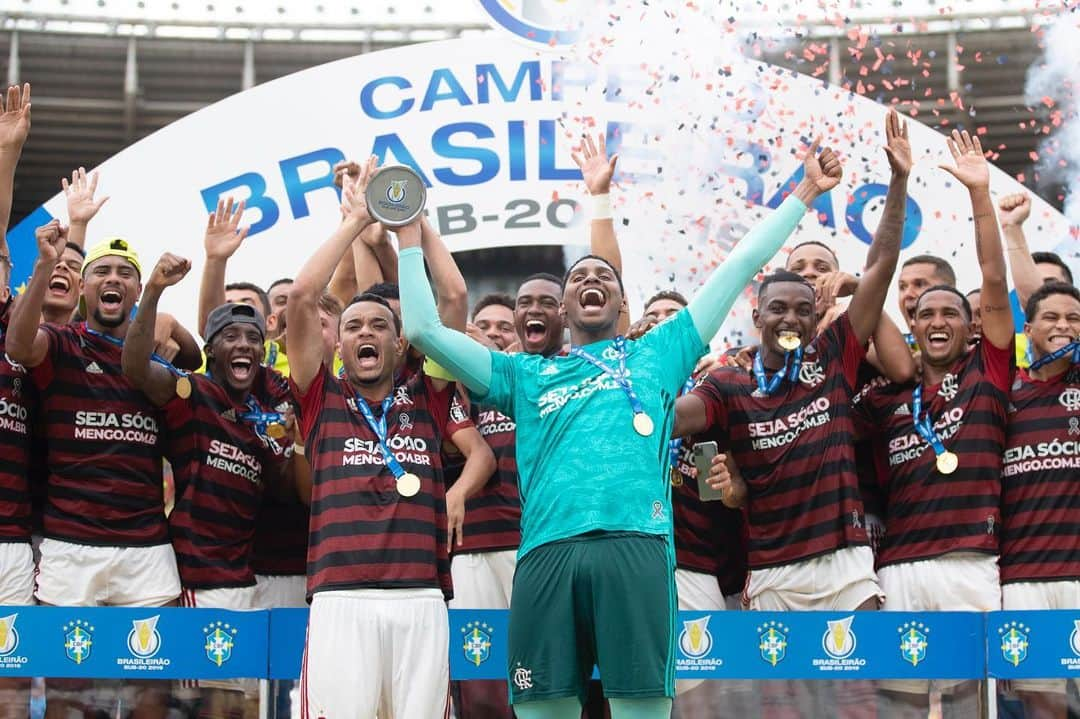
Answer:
[{"left": 205, "top": 302, "right": 265, "bottom": 344}]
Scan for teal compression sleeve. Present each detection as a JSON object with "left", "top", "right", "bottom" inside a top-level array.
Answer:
[
  {"left": 398, "top": 246, "right": 494, "bottom": 394},
  {"left": 687, "top": 194, "right": 808, "bottom": 343}
]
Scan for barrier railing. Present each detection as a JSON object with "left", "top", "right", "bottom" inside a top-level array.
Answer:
[{"left": 0, "top": 607, "right": 1075, "bottom": 681}]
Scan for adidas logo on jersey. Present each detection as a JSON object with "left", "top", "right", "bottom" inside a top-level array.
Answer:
[
  {"left": 540, "top": 364, "right": 559, "bottom": 376},
  {"left": 893, "top": 404, "right": 911, "bottom": 416},
  {"left": 221, "top": 408, "right": 237, "bottom": 422},
  {"left": 85, "top": 361, "right": 104, "bottom": 375},
  {"left": 1007, "top": 403, "right": 1018, "bottom": 414}
]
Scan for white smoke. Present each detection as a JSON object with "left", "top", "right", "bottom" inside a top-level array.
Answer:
[{"left": 1024, "top": 10, "right": 1080, "bottom": 260}]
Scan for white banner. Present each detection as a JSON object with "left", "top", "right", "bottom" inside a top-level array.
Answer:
[{"left": 9, "top": 24, "right": 1073, "bottom": 341}]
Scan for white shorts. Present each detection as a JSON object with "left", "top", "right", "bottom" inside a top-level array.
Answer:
[
  {"left": 254, "top": 574, "right": 308, "bottom": 608},
  {"left": 1002, "top": 580, "right": 1080, "bottom": 694},
  {"left": 303, "top": 588, "right": 449, "bottom": 719},
  {"left": 0, "top": 543, "right": 34, "bottom": 605},
  {"left": 448, "top": 550, "right": 516, "bottom": 610},
  {"left": 35, "top": 539, "right": 180, "bottom": 607},
  {"left": 745, "top": 546, "right": 882, "bottom": 611},
  {"left": 879, "top": 552, "right": 1000, "bottom": 694}
]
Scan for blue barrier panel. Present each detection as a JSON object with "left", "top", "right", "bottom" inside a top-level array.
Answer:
[
  {"left": 267, "top": 608, "right": 307, "bottom": 680},
  {"left": 988, "top": 610, "right": 1080, "bottom": 680},
  {"left": 0, "top": 607, "right": 267, "bottom": 679}
]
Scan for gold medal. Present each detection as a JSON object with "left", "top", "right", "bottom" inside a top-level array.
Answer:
[
  {"left": 778, "top": 334, "right": 801, "bottom": 352},
  {"left": 267, "top": 422, "right": 286, "bottom": 440},
  {"left": 396, "top": 472, "right": 421, "bottom": 498},
  {"left": 633, "top": 413, "right": 654, "bottom": 437},
  {"left": 175, "top": 376, "right": 191, "bottom": 399},
  {"left": 670, "top": 467, "right": 683, "bottom": 487},
  {"left": 935, "top": 450, "right": 958, "bottom": 475}
]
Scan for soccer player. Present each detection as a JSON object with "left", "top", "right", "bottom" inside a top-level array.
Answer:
[
  {"left": 288, "top": 158, "right": 493, "bottom": 718},
  {"left": 1000, "top": 282, "right": 1080, "bottom": 719},
  {"left": 853, "top": 129, "right": 1016, "bottom": 717},
  {"left": 896, "top": 254, "right": 956, "bottom": 333},
  {"left": 402, "top": 135, "right": 842, "bottom": 718},
  {"left": 122, "top": 254, "right": 297, "bottom": 717},
  {"left": 0, "top": 81, "right": 33, "bottom": 719}
]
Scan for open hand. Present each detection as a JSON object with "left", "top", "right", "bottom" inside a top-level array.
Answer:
[
  {"left": 571, "top": 132, "right": 618, "bottom": 196},
  {"left": 204, "top": 197, "right": 248, "bottom": 260},
  {"left": 883, "top": 109, "right": 912, "bottom": 177},
  {"left": 938, "top": 129, "right": 989, "bottom": 191},
  {"left": 63, "top": 167, "right": 109, "bottom": 225},
  {"left": 0, "top": 83, "right": 30, "bottom": 152}
]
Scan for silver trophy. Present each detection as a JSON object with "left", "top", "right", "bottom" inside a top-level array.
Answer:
[{"left": 365, "top": 165, "right": 427, "bottom": 228}]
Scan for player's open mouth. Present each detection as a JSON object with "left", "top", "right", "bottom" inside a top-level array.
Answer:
[
  {"left": 99, "top": 289, "right": 124, "bottom": 312},
  {"left": 524, "top": 319, "right": 546, "bottom": 343},
  {"left": 357, "top": 343, "right": 380, "bottom": 371},
  {"left": 580, "top": 288, "right": 606, "bottom": 309},
  {"left": 229, "top": 357, "right": 254, "bottom": 382},
  {"left": 926, "top": 331, "right": 950, "bottom": 349},
  {"left": 1047, "top": 333, "right": 1076, "bottom": 349},
  {"left": 48, "top": 276, "right": 70, "bottom": 296}
]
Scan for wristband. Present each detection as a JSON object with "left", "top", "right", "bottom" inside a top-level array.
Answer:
[{"left": 592, "top": 193, "right": 612, "bottom": 221}]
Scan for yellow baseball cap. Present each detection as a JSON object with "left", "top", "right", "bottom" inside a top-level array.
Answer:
[{"left": 81, "top": 237, "right": 141, "bottom": 277}]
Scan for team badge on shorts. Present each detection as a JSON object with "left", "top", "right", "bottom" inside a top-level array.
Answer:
[
  {"left": 678, "top": 616, "right": 713, "bottom": 659},
  {"left": 462, "top": 621, "right": 493, "bottom": 667},
  {"left": 204, "top": 621, "right": 238, "bottom": 667},
  {"left": 758, "top": 620, "right": 789, "bottom": 666},
  {"left": 898, "top": 621, "right": 929, "bottom": 667},
  {"left": 999, "top": 621, "right": 1030, "bottom": 667},
  {"left": 128, "top": 616, "right": 162, "bottom": 659},
  {"left": 63, "top": 619, "right": 94, "bottom": 664}
]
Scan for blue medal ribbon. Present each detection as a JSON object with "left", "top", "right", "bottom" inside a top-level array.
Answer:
[
  {"left": 903, "top": 332, "right": 919, "bottom": 352},
  {"left": 84, "top": 324, "right": 184, "bottom": 377},
  {"left": 350, "top": 392, "right": 408, "bottom": 480},
  {"left": 1029, "top": 339, "right": 1080, "bottom": 371},
  {"left": 669, "top": 376, "right": 697, "bottom": 473},
  {"left": 265, "top": 341, "right": 277, "bottom": 369},
  {"left": 570, "top": 336, "right": 647, "bottom": 419},
  {"left": 911, "top": 385, "right": 948, "bottom": 457},
  {"left": 238, "top": 396, "right": 285, "bottom": 440},
  {"left": 751, "top": 347, "right": 802, "bottom": 396}
]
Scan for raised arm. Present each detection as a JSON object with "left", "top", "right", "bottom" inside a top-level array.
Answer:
[
  {"left": 417, "top": 216, "right": 468, "bottom": 332},
  {"left": 0, "top": 83, "right": 30, "bottom": 249},
  {"left": 687, "top": 138, "right": 841, "bottom": 343},
  {"left": 63, "top": 167, "right": 109, "bottom": 250},
  {"left": 122, "top": 254, "right": 192, "bottom": 407},
  {"left": 997, "top": 193, "right": 1042, "bottom": 309},
  {"left": 288, "top": 157, "right": 376, "bottom": 394},
  {"left": 197, "top": 198, "right": 248, "bottom": 337},
  {"left": 334, "top": 161, "right": 398, "bottom": 291},
  {"left": 847, "top": 110, "right": 910, "bottom": 345},
  {"left": 939, "top": 130, "right": 1012, "bottom": 350},
  {"left": 866, "top": 313, "right": 917, "bottom": 383},
  {"left": 573, "top": 131, "right": 628, "bottom": 333},
  {"left": 7, "top": 221, "right": 65, "bottom": 367},
  {"left": 398, "top": 222, "right": 494, "bottom": 395}
]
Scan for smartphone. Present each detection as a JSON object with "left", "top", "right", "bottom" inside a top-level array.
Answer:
[{"left": 692, "top": 441, "right": 726, "bottom": 502}]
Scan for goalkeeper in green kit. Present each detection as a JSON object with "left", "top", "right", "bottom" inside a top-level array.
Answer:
[{"left": 399, "top": 138, "right": 843, "bottom": 719}]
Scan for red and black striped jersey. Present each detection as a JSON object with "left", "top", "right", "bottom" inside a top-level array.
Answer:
[
  {"left": 29, "top": 323, "right": 168, "bottom": 546},
  {"left": 854, "top": 337, "right": 1013, "bottom": 567},
  {"left": 293, "top": 365, "right": 456, "bottom": 600},
  {"left": 252, "top": 495, "right": 309, "bottom": 576},
  {"left": 691, "top": 313, "right": 869, "bottom": 570},
  {"left": 0, "top": 301, "right": 34, "bottom": 542},
  {"left": 449, "top": 395, "right": 521, "bottom": 554},
  {"left": 164, "top": 370, "right": 293, "bottom": 589},
  {"left": 1000, "top": 367, "right": 1080, "bottom": 584}
]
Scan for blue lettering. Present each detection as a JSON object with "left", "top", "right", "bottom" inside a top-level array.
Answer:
[
  {"left": 846, "top": 183, "right": 922, "bottom": 249},
  {"left": 538, "top": 120, "right": 580, "bottom": 181},
  {"left": 360, "top": 76, "right": 414, "bottom": 120},
  {"left": 476, "top": 62, "right": 541, "bottom": 104},
  {"left": 508, "top": 120, "right": 527, "bottom": 181},
  {"left": 712, "top": 140, "right": 770, "bottom": 205},
  {"left": 200, "top": 172, "right": 279, "bottom": 237},
  {"left": 420, "top": 69, "right": 473, "bottom": 112},
  {"left": 604, "top": 121, "right": 663, "bottom": 186},
  {"left": 766, "top": 165, "right": 835, "bottom": 228},
  {"left": 370, "top": 134, "right": 433, "bottom": 187},
  {"left": 279, "top": 147, "right": 345, "bottom": 220},
  {"left": 550, "top": 60, "right": 598, "bottom": 102},
  {"left": 432, "top": 123, "right": 500, "bottom": 186}
]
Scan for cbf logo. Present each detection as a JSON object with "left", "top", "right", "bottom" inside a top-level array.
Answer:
[
  {"left": 823, "top": 616, "right": 857, "bottom": 659},
  {"left": 476, "top": 0, "right": 585, "bottom": 49},
  {"left": 898, "top": 621, "right": 929, "bottom": 667},
  {"left": 63, "top": 619, "right": 94, "bottom": 665},
  {"left": 386, "top": 179, "right": 408, "bottom": 204},
  {"left": 203, "top": 621, "right": 238, "bottom": 668},
  {"left": 999, "top": 621, "right": 1030, "bottom": 667},
  {"left": 128, "top": 616, "right": 162, "bottom": 659},
  {"left": 678, "top": 616, "right": 713, "bottom": 659},
  {"left": 758, "top": 620, "right": 789, "bottom": 666},
  {"left": 461, "top": 621, "right": 493, "bottom": 667}
]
